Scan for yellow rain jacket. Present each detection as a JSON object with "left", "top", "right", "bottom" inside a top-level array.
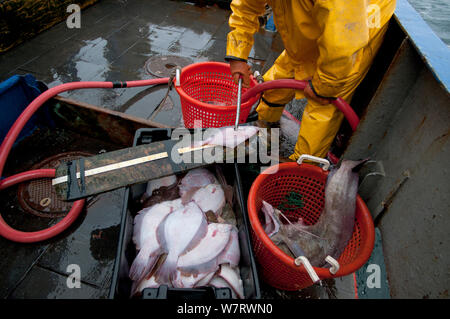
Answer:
[{"left": 226, "top": 0, "right": 396, "bottom": 159}]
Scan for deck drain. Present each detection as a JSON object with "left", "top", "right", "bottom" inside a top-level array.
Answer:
[
  {"left": 144, "top": 55, "right": 193, "bottom": 78},
  {"left": 17, "top": 151, "right": 94, "bottom": 218}
]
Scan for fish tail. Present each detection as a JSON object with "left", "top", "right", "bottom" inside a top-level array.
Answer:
[
  {"left": 215, "top": 166, "right": 233, "bottom": 205},
  {"left": 155, "top": 254, "right": 177, "bottom": 284},
  {"left": 130, "top": 279, "right": 141, "bottom": 298},
  {"left": 129, "top": 248, "right": 158, "bottom": 282}
]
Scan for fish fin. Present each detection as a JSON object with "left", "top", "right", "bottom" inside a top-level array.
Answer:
[
  {"left": 218, "top": 265, "right": 244, "bottom": 299},
  {"left": 261, "top": 201, "right": 281, "bottom": 236},
  {"left": 129, "top": 248, "right": 159, "bottom": 282},
  {"left": 351, "top": 158, "right": 370, "bottom": 172},
  {"left": 181, "top": 187, "right": 199, "bottom": 204},
  {"left": 132, "top": 212, "right": 147, "bottom": 250},
  {"left": 216, "top": 207, "right": 224, "bottom": 217},
  {"left": 221, "top": 186, "right": 234, "bottom": 207},
  {"left": 184, "top": 215, "right": 208, "bottom": 253},
  {"left": 139, "top": 192, "right": 150, "bottom": 205},
  {"left": 280, "top": 234, "right": 306, "bottom": 257},
  {"left": 155, "top": 254, "right": 177, "bottom": 284},
  {"left": 178, "top": 259, "right": 219, "bottom": 275},
  {"left": 217, "top": 228, "right": 240, "bottom": 267},
  {"left": 215, "top": 166, "right": 234, "bottom": 205},
  {"left": 130, "top": 280, "right": 141, "bottom": 298},
  {"left": 156, "top": 218, "right": 167, "bottom": 249},
  {"left": 195, "top": 271, "right": 216, "bottom": 287}
]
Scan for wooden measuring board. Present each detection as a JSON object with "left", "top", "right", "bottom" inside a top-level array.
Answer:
[{"left": 52, "top": 138, "right": 259, "bottom": 201}]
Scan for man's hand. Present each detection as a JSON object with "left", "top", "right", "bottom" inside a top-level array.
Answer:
[
  {"left": 304, "top": 82, "right": 330, "bottom": 105},
  {"left": 229, "top": 60, "right": 251, "bottom": 88}
]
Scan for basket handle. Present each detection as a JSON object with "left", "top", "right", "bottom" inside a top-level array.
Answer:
[
  {"left": 175, "top": 67, "right": 181, "bottom": 87},
  {"left": 294, "top": 256, "right": 320, "bottom": 284},
  {"left": 325, "top": 256, "right": 340, "bottom": 275},
  {"left": 297, "top": 154, "right": 331, "bottom": 171}
]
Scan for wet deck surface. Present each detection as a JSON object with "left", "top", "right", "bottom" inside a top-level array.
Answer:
[
  {"left": 0, "top": 0, "right": 356, "bottom": 299},
  {"left": 0, "top": 0, "right": 283, "bottom": 128}
]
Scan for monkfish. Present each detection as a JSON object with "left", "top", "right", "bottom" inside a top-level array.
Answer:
[{"left": 263, "top": 159, "right": 367, "bottom": 267}]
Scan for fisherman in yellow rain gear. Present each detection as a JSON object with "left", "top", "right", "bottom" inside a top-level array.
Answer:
[{"left": 226, "top": 0, "right": 396, "bottom": 160}]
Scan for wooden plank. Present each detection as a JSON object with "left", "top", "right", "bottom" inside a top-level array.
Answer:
[
  {"left": 54, "top": 96, "right": 171, "bottom": 129},
  {"left": 51, "top": 96, "right": 171, "bottom": 147}
]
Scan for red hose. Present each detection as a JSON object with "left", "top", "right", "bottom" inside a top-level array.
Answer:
[
  {"left": 241, "top": 79, "right": 360, "bottom": 131},
  {"left": 0, "top": 169, "right": 55, "bottom": 190},
  {"left": 0, "top": 78, "right": 169, "bottom": 243},
  {"left": 0, "top": 169, "right": 86, "bottom": 243}
]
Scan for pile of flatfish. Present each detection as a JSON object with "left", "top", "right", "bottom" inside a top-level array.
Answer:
[{"left": 130, "top": 167, "right": 244, "bottom": 298}]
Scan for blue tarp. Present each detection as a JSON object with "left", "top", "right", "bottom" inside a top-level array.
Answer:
[
  {"left": 0, "top": 74, "right": 46, "bottom": 143},
  {"left": 265, "top": 13, "right": 276, "bottom": 32}
]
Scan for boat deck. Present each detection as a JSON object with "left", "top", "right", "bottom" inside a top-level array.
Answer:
[
  {"left": 0, "top": 0, "right": 359, "bottom": 299},
  {"left": 0, "top": 0, "right": 285, "bottom": 128}
]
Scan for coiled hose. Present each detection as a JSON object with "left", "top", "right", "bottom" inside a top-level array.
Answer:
[{"left": 0, "top": 79, "right": 169, "bottom": 243}]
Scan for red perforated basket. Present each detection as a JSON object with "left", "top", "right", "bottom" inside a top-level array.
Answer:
[
  {"left": 247, "top": 162, "right": 375, "bottom": 291},
  {"left": 175, "top": 62, "right": 260, "bottom": 128}
]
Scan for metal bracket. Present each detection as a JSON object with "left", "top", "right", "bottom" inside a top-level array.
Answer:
[{"left": 66, "top": 159, "right": 86, "bottom": 200}]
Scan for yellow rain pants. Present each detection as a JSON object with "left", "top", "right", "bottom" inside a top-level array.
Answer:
[{"left": 226, "top": 0, "right": 396, "bottom": 159}]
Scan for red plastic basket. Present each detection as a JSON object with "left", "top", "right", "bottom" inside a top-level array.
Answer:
[
  {"left": 175, "top": 62, "right": 260, "bottom": 128},
  {"left": 247, "top": 162, "right": 375, "bottom": 291}
]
